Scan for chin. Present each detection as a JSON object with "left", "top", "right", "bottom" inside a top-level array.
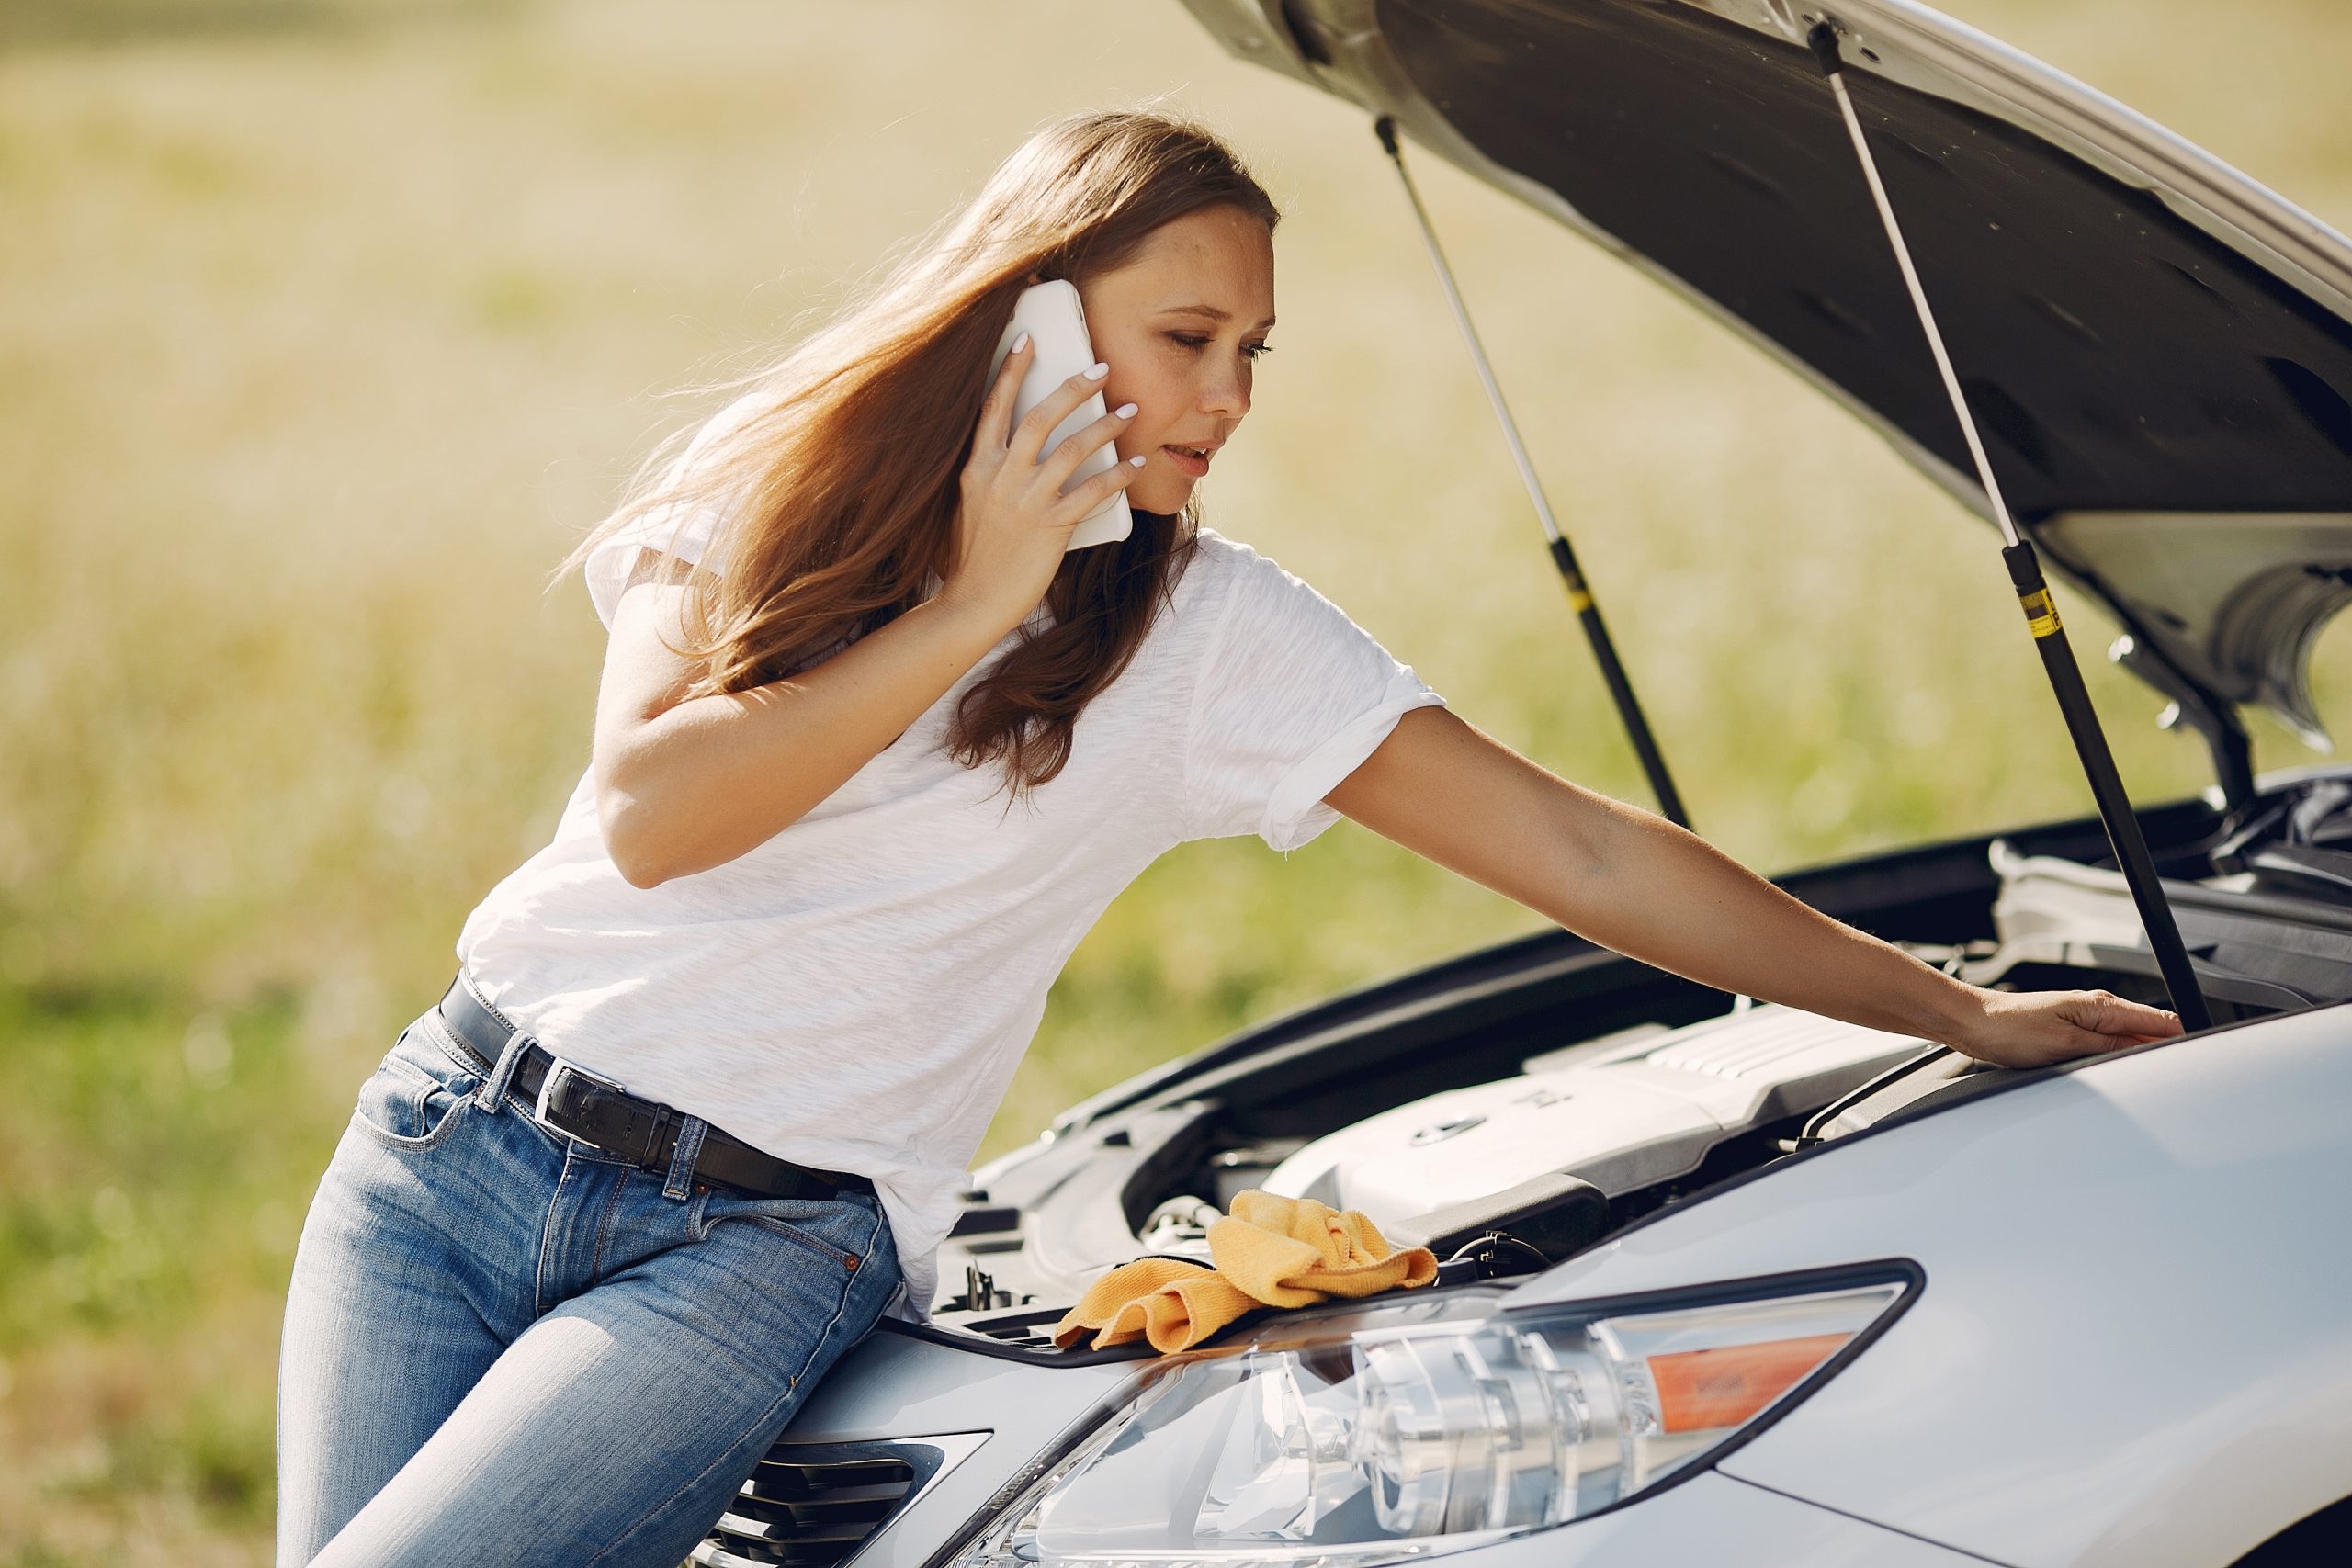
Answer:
[{"left": 1127, "top": 478, "right": 1197, "bottom": 516}]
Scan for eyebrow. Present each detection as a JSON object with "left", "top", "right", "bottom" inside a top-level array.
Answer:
[{"left": 1159, "top": 303, "right": 1278, "bottom": 331}]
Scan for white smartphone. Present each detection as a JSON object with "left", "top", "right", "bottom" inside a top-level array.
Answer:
[{"left": 988, "top": 279, "right": 1135, "bottom": 551}]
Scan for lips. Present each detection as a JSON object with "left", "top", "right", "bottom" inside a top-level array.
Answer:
[{"left": 1161, "top": 443, "right": 1216, "bottom": 478}]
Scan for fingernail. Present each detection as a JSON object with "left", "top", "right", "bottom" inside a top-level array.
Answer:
[
  {"left": 1128, "top": 454, "right": 1146, "bottom": 466},
  {"left": 1114, "top": 402, "right": 1137, "bottom": 418},
  {"left": 1084, "top": 361, "right": 1109, "bottom": 380},
  {"left": 1011, "top": 332, "right": 1029, "bottom": 353}
]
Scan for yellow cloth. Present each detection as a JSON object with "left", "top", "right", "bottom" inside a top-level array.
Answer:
[{"left": 1051, "top": 1190, "right": 1439, "bottom": 1354}]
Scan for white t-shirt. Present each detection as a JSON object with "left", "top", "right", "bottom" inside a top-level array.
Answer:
[{"left": 456, "top": 412, "right": 1447, "bottom": 1319}]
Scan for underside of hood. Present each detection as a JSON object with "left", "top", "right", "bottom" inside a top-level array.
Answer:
[{"left": 1182, "top": 0, "right": 2352, "bottom": 765}]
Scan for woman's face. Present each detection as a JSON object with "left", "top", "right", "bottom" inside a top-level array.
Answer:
[{"left": 1077, "top": 204, "right": 1276, "bottom": 515}]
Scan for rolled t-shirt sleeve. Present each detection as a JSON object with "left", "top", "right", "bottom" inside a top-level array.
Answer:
[
  {"left": 582, "top": 392, "right": 765, "bottom": 628},
  {"left": 1181, "top": 543, "right": 1447, "bottom": 850}
]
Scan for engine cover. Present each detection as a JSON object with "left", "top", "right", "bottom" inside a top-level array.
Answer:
[{"left": 1262, "top": 1003, "right": 1928, "bottom": 1222}]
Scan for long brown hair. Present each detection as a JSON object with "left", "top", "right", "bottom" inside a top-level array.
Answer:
[{"left": 558, "top": 109, "right": 1280, "bottom": 799}]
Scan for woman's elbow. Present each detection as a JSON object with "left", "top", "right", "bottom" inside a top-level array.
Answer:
[
  {"left": 594, "top": 773, "right": 794, "bottom": 888},
  {"left": 590, "top": 736, "right": 812, "bottom": 886},
  {"left": 594, "top": 773, "right": 680, "bottom": 889},
  {"left": 599, "top": 813, "right": 672, "bottom": 889},
  {"left": 612, "top": 850, "right": 672, "bottom": 892}
]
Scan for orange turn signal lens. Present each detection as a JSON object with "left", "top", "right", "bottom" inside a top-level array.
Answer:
[{"left": 1647, "top": 1330, "right": 1854, "bottom": 1432}]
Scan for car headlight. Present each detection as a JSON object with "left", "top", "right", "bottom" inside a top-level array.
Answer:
[{"left": 949, "top": 1264, "right": 1916, "bottom": 1568}]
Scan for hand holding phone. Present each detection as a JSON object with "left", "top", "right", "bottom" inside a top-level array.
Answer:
[
  {"left": 986, "top": 281, "right": 1136, "bottom": 552},
  {"left": 947, "top": 288, "right": 1144, "bottom": 626}
]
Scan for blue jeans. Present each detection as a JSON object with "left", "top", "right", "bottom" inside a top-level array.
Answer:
[{"left": 275, "top": 1004, "right": 903, "bottom": 1567}]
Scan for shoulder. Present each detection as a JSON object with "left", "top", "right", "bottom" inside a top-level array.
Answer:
[
  {"left": 1172, "top": 525, "right": 1317, "bottom": 621},
  {"left": 1150, "top": 525, "right": 1287, "bottom": 661},
  {"left": 679, "top": 388, "right": 775, "bottom": 467},
  {"left": 1179, "top": 525, "right": 1367, "bottom": 638},
  {"left": 1184, "top": 524, "right": 1280, "bottom": 579},
  {"left": 637, "top": 389, "right": 778, "bottom": 537},
  {"left": 583, "top": 390, "right": 775, "bottom": 626},
  {"left": 1149, "top": 526, "right": 1406, "bottom": 705}
]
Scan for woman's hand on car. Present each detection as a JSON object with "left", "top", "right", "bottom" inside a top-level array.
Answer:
[
  {"left": 941, "top": 336, "right": 1141, "bottom": 628},
  {"left": 1322, "top": 708, "right": 2192, "bottom": 1073},
  {"left": 1950, "top": 986, "right": 2183, "bottom": 1068}
]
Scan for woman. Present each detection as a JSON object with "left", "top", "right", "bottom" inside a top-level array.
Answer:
[{"left": 274, "top": 109, "right": 2180, "bottom": 1566}]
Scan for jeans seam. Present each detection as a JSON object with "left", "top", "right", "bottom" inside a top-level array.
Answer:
[
  {"left": 587, "top": 1164, "right": 630, "bottom": 1287},
  {"left": 782, "top": 1198, "right": 885, "bottom": 1388},
  {"left": 580, "top": 1201, "right": 889, "bottom": 1568},
  {"left": 536, "top": 1142, "right": 581, "bottom": 1317}
]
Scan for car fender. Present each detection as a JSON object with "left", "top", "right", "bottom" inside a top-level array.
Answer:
[{"left": 1503, "top": 1006, "right": 2352, "bottom": 1568}]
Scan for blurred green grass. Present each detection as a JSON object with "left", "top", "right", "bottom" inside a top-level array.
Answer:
[{"left": 6, "top": 0, "right": 2351, "bottom": 1556}]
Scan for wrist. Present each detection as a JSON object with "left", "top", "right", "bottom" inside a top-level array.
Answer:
[
  {"left": 1910, "top": 971, "right": 1992, "bottom": 1055},
  {"left": 922, "top": 581, "right": 1026, "bottom": 644}
]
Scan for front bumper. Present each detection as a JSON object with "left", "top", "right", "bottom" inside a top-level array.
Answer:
[
  {"left": 1419, "top": 1472, "right": 1983, "bottom": 1566},
  {"left": 697, "top": 1323, "right": 1988, "bottom": 1568}
]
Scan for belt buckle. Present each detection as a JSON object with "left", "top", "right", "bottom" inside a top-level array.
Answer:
[{"left": 534, "top": 1055, "right": 629, "bottom": 1138}]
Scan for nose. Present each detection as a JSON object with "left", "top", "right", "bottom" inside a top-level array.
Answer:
[{"left": 1199, "top": 357, "right": 1250, "bottom": 423}]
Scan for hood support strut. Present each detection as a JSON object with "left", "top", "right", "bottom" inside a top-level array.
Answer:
[
  {"left": 1811, "top": 21, "right": 2211, "bottom": 1032},
  {"left": 1375, "top": 116, "right": 1691, "bottom": 830}
]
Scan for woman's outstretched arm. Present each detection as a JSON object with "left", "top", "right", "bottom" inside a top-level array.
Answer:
[
  {"left": 593, "top": 343, "right": 1138, "bottom": 888},
  {"left": 1321, "top": 705, "right": 2183, "bottom": 1067}
]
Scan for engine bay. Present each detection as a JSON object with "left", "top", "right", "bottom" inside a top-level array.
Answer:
[
  {"left": 1259, "top": 1004, "right": 1922, "bottom": 1220},
  {"left": 916, "top": 773, "right": 2352, "bottom": 1353}
]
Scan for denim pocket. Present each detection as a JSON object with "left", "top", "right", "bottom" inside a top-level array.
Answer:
[
  {"left": 698, "top": 1188, "right": 879, "bottom": 1276},
  {"left": 350, "top": 1020, "right": 483, "bottom": 1151}
]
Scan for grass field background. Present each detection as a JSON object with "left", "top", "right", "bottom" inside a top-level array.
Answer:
[{"left": 6, "top": 0, "right": 2349, "bottom": 1557}]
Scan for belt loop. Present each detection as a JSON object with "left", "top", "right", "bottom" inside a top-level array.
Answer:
[
  {"left": 662, "top": 1113, "right": 708, "bottom": 1201},
  {"left": 474, "top": 1022, "right": 534, "bottom": 1115}
]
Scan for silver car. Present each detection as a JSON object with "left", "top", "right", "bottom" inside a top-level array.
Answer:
[{"left": 693, "top": 3, "right": 2352, "bottom": 1564}]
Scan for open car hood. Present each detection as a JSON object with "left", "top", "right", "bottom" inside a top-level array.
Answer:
[{"left": 1182, "top": 0, "right": 2352, "bottom": 756}]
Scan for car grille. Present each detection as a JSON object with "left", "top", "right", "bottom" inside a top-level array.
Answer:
[{"left": 692, "top": 1437, "right": 977, "bottom": 1568}]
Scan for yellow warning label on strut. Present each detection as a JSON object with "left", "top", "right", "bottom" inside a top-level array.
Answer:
[{"left": 2019, "top": 587, "right": 2062, "bottom": 638}]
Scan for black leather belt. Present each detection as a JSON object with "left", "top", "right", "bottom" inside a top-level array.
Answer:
[{"left": 435, "top": 972, "right": 873, "bottom": 1203}]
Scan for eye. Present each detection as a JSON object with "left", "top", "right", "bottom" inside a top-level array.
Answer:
[
  {"left": 1164, "top": 332, "right": 1273, "bottom": 362},
  {"left": 1157, "top": 331, "right": 1270, "bottom": 364}
]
